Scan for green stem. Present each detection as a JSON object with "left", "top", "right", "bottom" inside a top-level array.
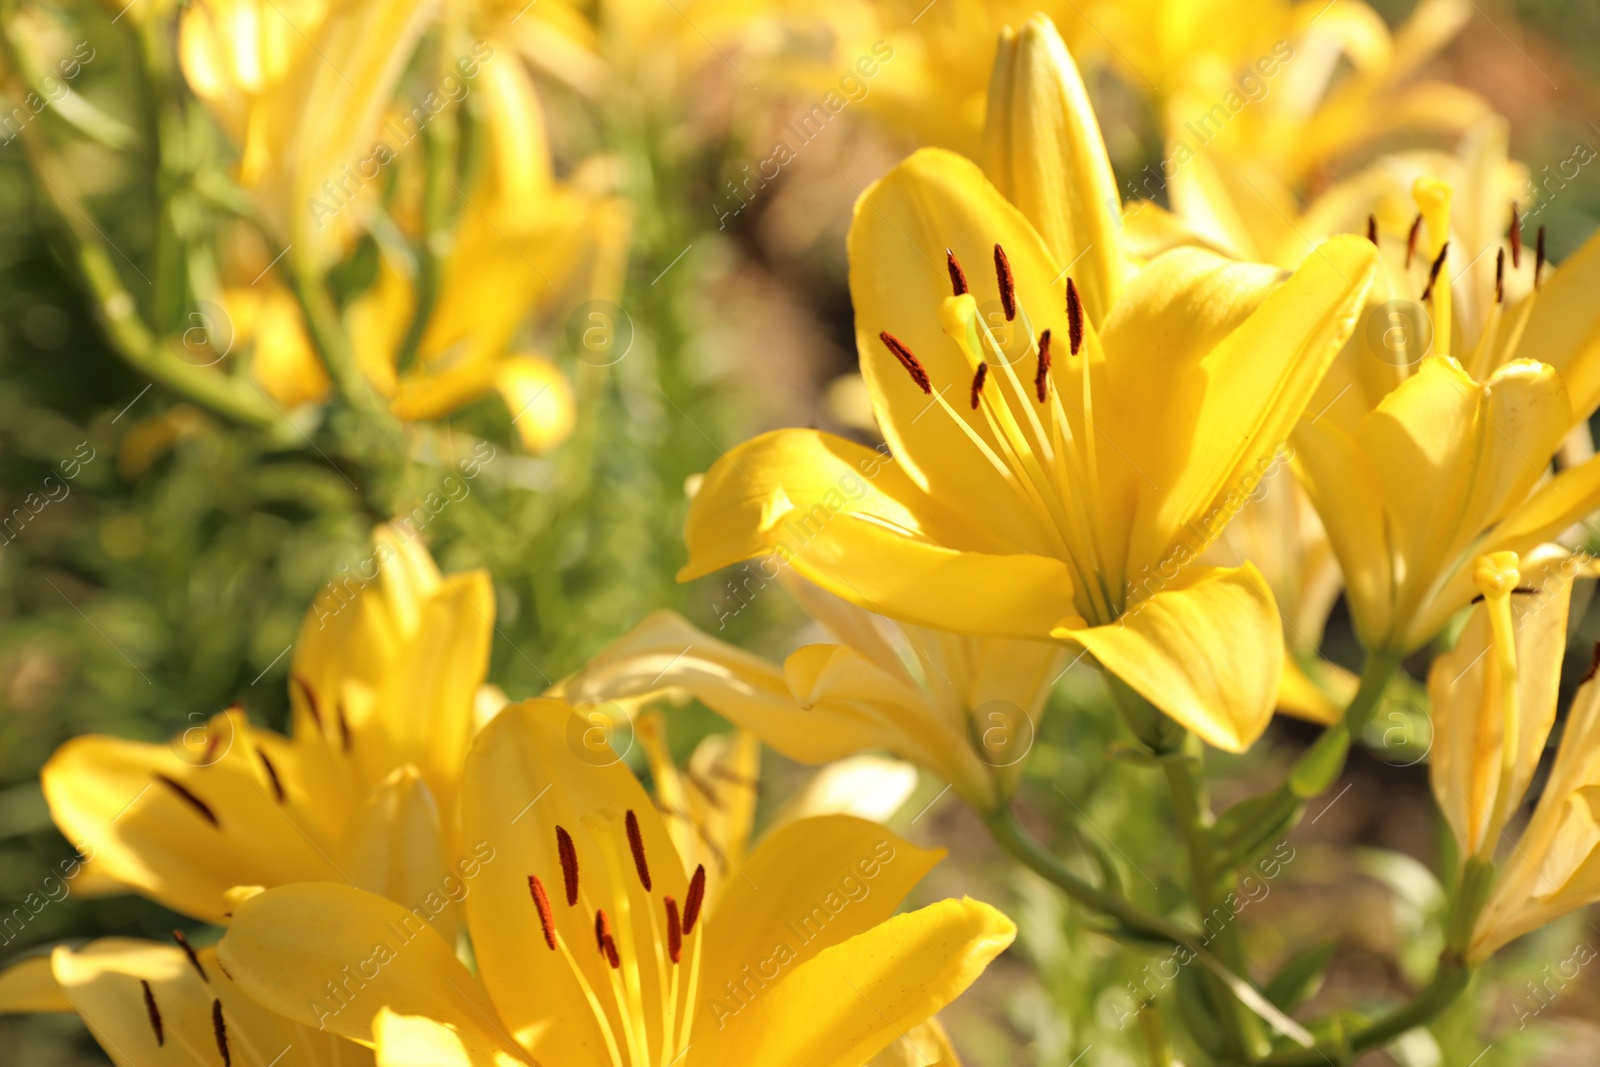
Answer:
[
  {"left": 393, "top": 100, "right": 458, "bottom": 374},
  {"left": 983, "top": 806, "right": 1315, "bottom": 1050},
  {"left": 16, "top": 131, "right": 284, "bottom": 429},
  {"left": 279, "top": 262, "right": 396, "bottom": 433},
  {"left": 1163, "top": 745, "right": 1267, "bottom": 1061},
  {"left": 1260, "top": 962, "right": 1470, "bottom": 1066}
]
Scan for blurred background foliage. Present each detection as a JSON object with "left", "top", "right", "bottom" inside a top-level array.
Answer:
[{"left": 1, "top": 0, "right": 1600, "bottom": 1063}]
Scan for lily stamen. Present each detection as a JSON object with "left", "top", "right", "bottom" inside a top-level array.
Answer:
[
  {"left": 1535, "top": 226, "right": 1546, "bottom": 289},
  {"left": 1367, "top": 214, "right": 1378, "bottom": 245},
  {"left": 946, "top": 249, "right": 969, "bottom": 296},
  {"left": 173, "top": 929, "right": 208, "bottom": 981},
  {"left": 1406, "top": 214, "right": 1422, "bottom": 267},
  {"left": 969, "top": 362, "right": 988, "bottom": 408},
  {"left": 1065, "top": 278, "right": 1084, "bottom": 355},
  {"left": 556, "top": 825, "right": 580, "bottom": 905},
  {"left": 994, "top": 243, "right": 1017, "bottom": 320},
  {"left": 1421, "top": 242, "right": 1449, "bottom": 302},
  {"left": 878, "top": 331, "right": 932, "bottom": 394},
  {"left": 683, "top": 865, "right": 706, "bottom": 934},
  {"left": 1495, "top": 248, "right": 1505, "bottom": 304},
  {"left": 664, "top": 896, "right": 683, "bottom": 964},
  {"left": 1034, "top": 329, "right": 1052, "bottom": 402},
  {"left": 1510, "top": 202, "right": 1522, "bottom": 267},
  {"left": 624, "top": 810, "right": 652, "bottom": 892},
  {"left": 528, "top": 875, "right": 558, "bottom": 949}
]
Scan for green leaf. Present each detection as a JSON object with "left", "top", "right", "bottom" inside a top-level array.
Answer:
[{"left": 1264, "top": 941, "right": 1335, "bottom": 1012}]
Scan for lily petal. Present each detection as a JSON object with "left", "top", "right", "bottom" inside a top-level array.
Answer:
[
  {"left": 1056, "top": 565, "right": 1282, "bottom": 752},
  {"left": 697, "top": 898, "right": 1014, "bottom": 1067},
  {"left": 697, "top": 815, "right": 945, "bottom": 1037},
  {"left": 680, "top": 428, "right": 1078, "bottom": 637},
  {"left": 374, "top": 1009, "right": 525, "bottom": 1067},
  {"left": 0, "top": 954, "right": 70, "bottom": 1013},
  {"left": 984, "top": 14, "right": 1124, "bottom": 321},
  {"left": 219, "top": 883, "right": 507, "bottom": 1051}
]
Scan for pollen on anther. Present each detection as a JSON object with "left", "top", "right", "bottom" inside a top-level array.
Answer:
[
  {"left": 969, "top": 363, "right": 988, "bottom": 409},
  {"left": 1035, "top": 329, "right": 1053, "bottom": 403},
  {"left": 595, "top": 910, "right": 621, "bottom": 968},
  {"left": 1584, "top": 641, "right": 1600, "bottom": 685},
  {"left": 683, "top": 864, "right": 707, "bottom": 935},
  {"left": 624, "top": 810, "right": 652, "bottom": 892},
  {"left": 879, "top": 331, "right": 932, "bottom": 394},
  {"left": 1366, "top": 215, "right": 1377, "bottom": 246},
  {"left": 994, "top": 244, "right": 1016, "bottom": 321},
  {"left": 1495, "top": 248, "right": 1505, "bottom": 304},
  {"left": 212, "top": 999, "right": 231, "bottom": 1067},
  {"left": 1536, "top": 226, "right": 1547, "bottom": 289},
  {"left": 946, "top": 249, "right": 969, "bottom": 296},
  {"left": 555, "top": 826, "right": 580, "bottom": 906},
  {"left": 528, "top": 875, "right": 558, "bottom": 950},
  {"left": 1510, "top": 202, "right": 1523, "bottom": 268},
  {"left": 665, "top": 896, "right": 683, "bottom": 964},
  {"left": 1405, "top": 215, "right": 1422, "bottom": 268},
  {"left": 1420, "top": 242, "right": 1448, "bottom": 302},
  {"left": 141, "top": 980, "right": 164, "bottom": 1045},
  {"left": 1065, "top": 278, "right": 1084, "bottom": 356}
]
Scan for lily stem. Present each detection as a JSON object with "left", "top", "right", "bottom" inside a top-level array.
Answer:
[{"left": 982, "top": 805, "right": 1313, "bottom": 1051}]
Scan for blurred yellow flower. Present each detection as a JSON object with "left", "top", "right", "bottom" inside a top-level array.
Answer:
[
  {"left": 1427, "top": 553, "right": 1600, "bottom": 963},
  {"left": 679, "top": 18, "right": 1376, "bottom": 752},
  {"left": 0, "top": 939, "right": 371, "bottom": 1067},
  {"left": 216, "top": 698, "right": 1013, "bottom": 1066},
  {"left": 349, "top": 52, "right": 628, "bottom": 451},
  {"left": 40, "top": 525, "right": 492, "bottom": 929},
  {"left": 179, "top": 0, "right": 436, "bottom": 269}
]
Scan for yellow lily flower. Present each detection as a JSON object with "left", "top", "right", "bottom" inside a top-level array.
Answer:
[
  {"left": 1290, "top": 145, "right": 1600, "bottom": 653},
  {"left": 40, "top": 524, "right": 493, "bottom": 927},
  {"left": 179, "top": 0, "right": 437, "bottom": 270},
  {"left": 0, "top": 938, "right": 371, "bottom": 1066},
  {"left": 678, "top": 17, "right": 1377, "bottom": 753},
  {"left": 566, "top": 576, "right": 1062, "bottom": 809},
  {"left": 214, "top": 698, "right": 1015, "bottom": 1066},
  {"left": 1426, "top": 552, "right": 1600, "bottom": 963}
]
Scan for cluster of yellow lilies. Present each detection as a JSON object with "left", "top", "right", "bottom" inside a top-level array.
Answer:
[{"left": 6, "top": 0, "right": 1600, "bottom": 1062}]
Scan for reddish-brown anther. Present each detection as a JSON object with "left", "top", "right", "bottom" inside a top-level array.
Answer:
[
  {"left": 1405, "top": 215, "right": 1422, "bottom": 268},
  {"left": 665, "top": 896, "right": 683, "bottom": 964},
  {"left": 1420, "top": 242, "right": 1449, "bottom": 302},
  {"left": 683, "top": 864, "right": 707, "bottom": 935},
  {"left": 879, "top": 331, "right": 932, "bottom": 394},
  {"left": 946, "top": 249, "right": 969, "bottom": 296},
  {"left": 595, "top": 910, "right": 621, "bottom": 968},
  {"left": 1510, "top": 203, "right": 1523, "bottom": 268},
  {"left": 1536, "top": 226, "right": 1547, "bottom": 290},
  {"left": 528, "top": 875, "right": 557, "bottom": 950},
  {"left": 1366, "top": 215, "right": 1378, "bottom": 246},
  {"left": 624, "top": 810, "right": 652, "bottom": 892},
  {"left": 994, "top": 244, "right": 1016, "bottom": 321},
  {"left": 969, "top": 362, "right": 988, "bottom": 409},
  {"left": 1495, "top": 248, "right": 1505, "bottom": 304},
  {"left": 1065, "top": 278, "right": 1084, "bottom": 356},
  {"left": 1035, "top": 329, "right": 1053, "bottom": 403},
  {"left": 556, "top": 826, "right": 580, "bottom": 906}
]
